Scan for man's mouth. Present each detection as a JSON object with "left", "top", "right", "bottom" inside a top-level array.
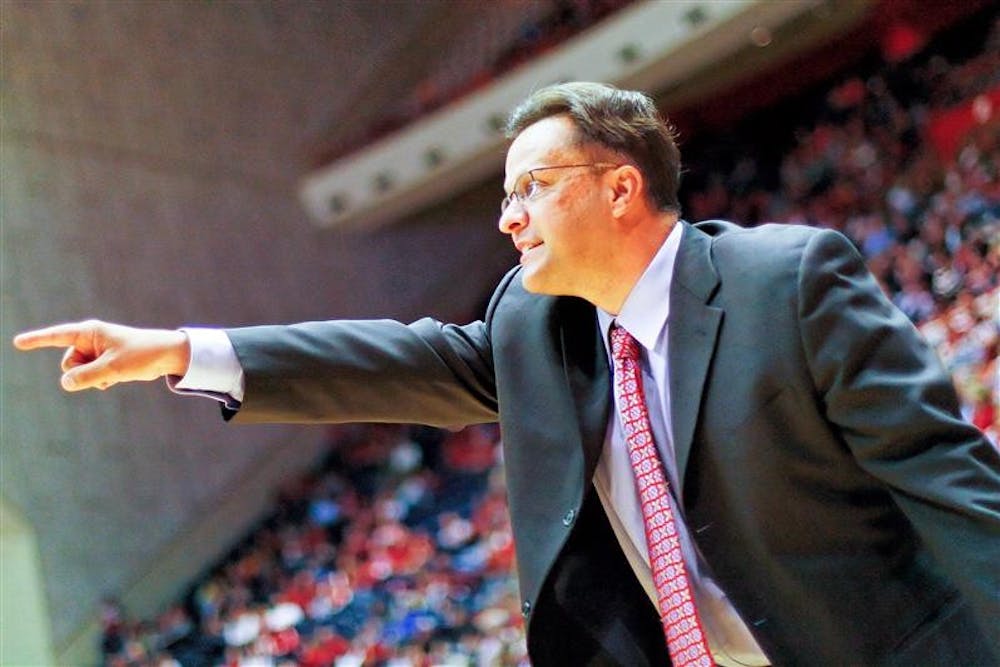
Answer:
[{"left": 517, "top": 241, "right": 542, "bottom": 257}]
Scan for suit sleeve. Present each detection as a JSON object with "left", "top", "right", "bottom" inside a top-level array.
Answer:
[
  {"left": 797, "top": 229, "right": 1000, "bottom": 641},
  {"left": 222, "top": 316, "right": 498, "bottom": 427}
]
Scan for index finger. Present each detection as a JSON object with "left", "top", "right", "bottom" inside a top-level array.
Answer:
[{"left": 13, "top": 323, "right": 89, "bottom": 351}]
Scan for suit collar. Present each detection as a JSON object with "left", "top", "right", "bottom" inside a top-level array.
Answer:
[
  {"left": 669, "top": 222, "right": 723, "bottom": 485},
  {"left": 557, "top": 296, "right": 612, "bottom": 484},
  {"left": 673, "top": 220, "right": 721, "bottom": 302}
]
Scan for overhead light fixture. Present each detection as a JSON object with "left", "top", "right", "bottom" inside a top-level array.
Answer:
[
  {"left": 618, "top": 43, "right": 641, "bottom": 64},
  {"left": 486, "top": 113, "right": 506, "bottom": 133},
  {"left": 327, "top": 194, "right": 347, "bottom": 215},
  {"left": 683, "top": 6, "right": 708, "bottom": 27},
  {"left": 373, "top": 172, "right": 394, "bottom": 193},
  {"left": 750, "top": 25, "right": 772, "bottom": 47},
  {"left": 424, "top": 147, "right": 445, "bottom": 168}
]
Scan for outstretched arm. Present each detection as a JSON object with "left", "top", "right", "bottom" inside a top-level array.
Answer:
[{"left": 13, "top": 320, "right": 191, "bottom": 391}]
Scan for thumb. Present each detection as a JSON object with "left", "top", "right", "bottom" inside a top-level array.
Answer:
[{"left": 61, "top": 355, "right": 118, "bottom": 392}]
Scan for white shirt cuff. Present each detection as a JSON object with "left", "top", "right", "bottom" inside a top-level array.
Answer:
[{"left": 167, "top": 327, "right": 245, "bottom": 406}]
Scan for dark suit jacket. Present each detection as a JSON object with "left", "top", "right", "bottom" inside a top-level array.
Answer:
[{"left": 226, "top": 221, "right": 1000, "bottom": 666}]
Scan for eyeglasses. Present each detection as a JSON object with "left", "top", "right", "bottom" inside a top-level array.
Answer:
[{"left": 500, "top": 163, "right": 617, "bottom": 214}]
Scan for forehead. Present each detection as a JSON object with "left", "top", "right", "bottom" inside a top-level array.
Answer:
[{"left": 504, "top": 115, "right": 581, "bottom": 190}]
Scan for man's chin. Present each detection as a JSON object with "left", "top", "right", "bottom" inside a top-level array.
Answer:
[{"left": 519, "top": 270, "right": 561, "bottom": 296}]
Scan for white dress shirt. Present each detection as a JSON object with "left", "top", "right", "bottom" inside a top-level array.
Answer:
[
  {"left": 594, "top": 223, "right": 768, "bottom": 666},
  {"left": 172, "top": 223, "right": 768, "bottom": 665}
]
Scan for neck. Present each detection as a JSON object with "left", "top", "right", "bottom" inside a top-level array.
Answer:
[{"left": 592, "top": 213, "right": 678, "bottom": 315}]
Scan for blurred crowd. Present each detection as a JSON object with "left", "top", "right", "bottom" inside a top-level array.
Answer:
[
  {"left": 99, "top": 9, "right": 999, "bottom": 667},
  {"left": 101, "top": 424, "right": 527, "bottom": 667},
  {"left": 683, "top": 12, "right": 999, "bottom": 445}
]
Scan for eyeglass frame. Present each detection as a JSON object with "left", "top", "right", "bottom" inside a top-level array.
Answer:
[{"left": 500, "top": 162, "right": 619, "bottom": 215}]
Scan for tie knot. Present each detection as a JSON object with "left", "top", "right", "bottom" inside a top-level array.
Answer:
[{"left": 610, "top": 325, "right": 640, "bottom": 362}]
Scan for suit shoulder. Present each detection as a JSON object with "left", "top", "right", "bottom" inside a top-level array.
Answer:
[
  {"left": 695, "top": 220, "right": 853, "bottom": 264},
  {"left": 694, "top": 219, "right": 837, "bottom": 244}
]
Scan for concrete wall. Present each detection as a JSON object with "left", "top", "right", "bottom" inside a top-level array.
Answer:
[{"left": 1, "top": 1, "right": 516, "bottom": 657}]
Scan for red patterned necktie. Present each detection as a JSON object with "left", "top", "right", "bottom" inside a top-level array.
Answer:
[{"left": 610, "top": 325, "right": 713, "bottom": 667}]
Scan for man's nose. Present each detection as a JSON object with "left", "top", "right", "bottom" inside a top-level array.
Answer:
[{"left": 498, "top": 202, "right": 527, "bottom": 235}]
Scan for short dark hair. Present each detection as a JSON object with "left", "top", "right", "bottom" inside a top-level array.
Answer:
[{"left": 506, "top": 82, "right": 681, "bottom": 213}]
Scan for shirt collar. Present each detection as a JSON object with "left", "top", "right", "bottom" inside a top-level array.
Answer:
[{"left": 598, "top": 221, "right": 683, "bottom": 352}]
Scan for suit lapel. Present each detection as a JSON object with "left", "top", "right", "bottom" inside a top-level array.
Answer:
[
  {"left": 558, "top": 297, "right": 611, "bottom": 483},
  {"left": 669, "top": 223, "right": 723, "bottom": 487}
]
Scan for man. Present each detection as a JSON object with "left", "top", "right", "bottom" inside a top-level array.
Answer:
[{"left": 15, "top": 82, "right": 1000, "bottom": 666}]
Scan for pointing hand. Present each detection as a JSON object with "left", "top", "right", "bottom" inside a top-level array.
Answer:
[{"left": 13, "top": 320, "right": 190, "bottom": 391}]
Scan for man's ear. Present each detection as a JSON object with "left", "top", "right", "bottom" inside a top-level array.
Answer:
[{"left": 608, "top": 164, "right": 643, "bottom": 218}]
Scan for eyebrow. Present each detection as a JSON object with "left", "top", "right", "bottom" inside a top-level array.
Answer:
[
  {"left": 505, "top": 164, "right": 558, "bottom": 193},
  {"left": 503, "top": 169, "right": 533, "bottom": 196}
]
